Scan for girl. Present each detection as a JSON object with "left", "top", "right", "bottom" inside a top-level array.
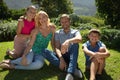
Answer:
[{"left": 6, "top": 5, "right": 37, "bottom": 59}]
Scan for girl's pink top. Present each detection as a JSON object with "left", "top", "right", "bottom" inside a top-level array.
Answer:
[{"left": 21, "top": 19, "right": 35, "bottom": 34}]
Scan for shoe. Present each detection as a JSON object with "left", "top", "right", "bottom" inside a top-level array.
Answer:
[
  {"left": 65, "top": 73, "right": 74, "bottom": 80},
  {"left": 74, "top": 69, "right": 83, "bottom": 78}
]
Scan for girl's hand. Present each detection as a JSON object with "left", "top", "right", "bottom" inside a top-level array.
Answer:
[{"left": 21, "top": 55, "right": 27, "bottom": 66}]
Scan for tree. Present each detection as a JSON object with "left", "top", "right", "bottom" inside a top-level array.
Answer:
[
  {"left": 95, "top": 0, "right": 120, "bottom": 29},
  {"left": 0, "top": 0, "right": 10, "bottom": 19},
  {"left": 31, "top": 0, "right": 73, "bottom": 18}
]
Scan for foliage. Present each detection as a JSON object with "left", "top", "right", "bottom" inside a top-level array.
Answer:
[
  {"left": 80, "top": 16, "right": 105, "bottom": 27},
  {"left": 9, "top": 9, "right": 25, "bottom": 20},
  {"left": 95, "top": 0, "right": 120, "bottom": 29},
  {"left": 0, "top": 20, "right": 17, "bottom": 42},
  {"left": 69, "top": 13, "right": 82, "bottom": 27},
  {"left": 101, "top": 29, "right": 120, "bottom": 50},
  {"left": 0, "top": 1, "right": 11, "bottom": 19},
  {"left": 32, "top": 0, "right": 73, "bottom": 18}
]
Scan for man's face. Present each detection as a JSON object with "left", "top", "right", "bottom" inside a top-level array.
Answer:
[{"left": 60, "top": 17, "right": 70, "bottom": 29}]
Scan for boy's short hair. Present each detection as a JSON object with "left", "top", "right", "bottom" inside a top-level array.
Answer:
[{"left": 89, "top": 29, "right": 101, "bottom": 36}]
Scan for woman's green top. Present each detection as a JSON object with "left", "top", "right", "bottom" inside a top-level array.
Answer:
[{"left": 32, "top": 32, "right": 52, "bottom": 54}]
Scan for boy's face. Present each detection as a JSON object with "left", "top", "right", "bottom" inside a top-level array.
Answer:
[{"left": 88, "top": 32, "right": 100, "bottom": 43}]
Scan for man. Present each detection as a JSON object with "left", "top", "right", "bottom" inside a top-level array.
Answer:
[{"left": 54, "top": 14, "right": 82, "bottom": 80}]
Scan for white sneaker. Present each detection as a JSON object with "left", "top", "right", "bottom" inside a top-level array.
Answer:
[
  {"left": 65, "top": 73, "right": 74, "bottom": 80},
  {"left": 74, "top": 69, "right": 83, "bottom": 78}
]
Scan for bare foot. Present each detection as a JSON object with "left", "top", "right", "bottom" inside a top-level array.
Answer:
[
  {"left": 0, "top": 63, "right": 14, "bottom": 69},
  {"left": 2, "top": 59, "right": 10, "bottom": 64}
]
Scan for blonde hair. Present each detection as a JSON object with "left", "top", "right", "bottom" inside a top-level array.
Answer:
[{"left": 35, "top": 10, "right": 50, "bottom": 27}]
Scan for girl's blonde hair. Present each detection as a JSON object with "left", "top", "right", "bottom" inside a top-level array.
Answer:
[
  {"left": 35, "top": 10, "right": 50, "bottom": 27},
  {"left": 20, "top": 5, "right": 37, "bottom": 19}
]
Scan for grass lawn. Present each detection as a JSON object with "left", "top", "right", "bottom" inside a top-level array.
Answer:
[{"left": 0, "top": 41, "right": 120, "bottom": 80}]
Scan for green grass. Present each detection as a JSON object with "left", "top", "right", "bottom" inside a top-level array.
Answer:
[{"left": 0, "top": 42, "right": 120, "bottom": 80}]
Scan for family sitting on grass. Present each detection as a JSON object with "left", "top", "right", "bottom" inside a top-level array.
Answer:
[{"left": 0, "top": 5, "right": 110, "bottom": 80}]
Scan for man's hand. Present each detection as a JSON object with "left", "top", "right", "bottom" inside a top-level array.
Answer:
[{"left": 61, "top": 40, "right": 70, "bottom": 54}]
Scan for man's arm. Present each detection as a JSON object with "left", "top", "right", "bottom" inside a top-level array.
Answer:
[
  {"left": 55, "top": 40, "right": 66, "bottom": 70},
  {"left": 67, "top": 31, "right": 82, "bottom": 44},
  {"left": 61, "top": 31, "right": 82, "bottom": 54}
]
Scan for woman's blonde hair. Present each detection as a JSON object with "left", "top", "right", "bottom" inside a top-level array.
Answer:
[{"left": 35, "top": 10, "right": 50, "bottom": 27}]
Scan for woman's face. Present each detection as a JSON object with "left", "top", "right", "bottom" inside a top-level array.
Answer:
[
  {"left": 88, "top": 32, "right": 100, "bottom": 43},
  {"left": 38, "top": 13, "right": 48, "bottom": 25},
  {"left": 26, "top": 8, "right": 36, "bottom": 19}
]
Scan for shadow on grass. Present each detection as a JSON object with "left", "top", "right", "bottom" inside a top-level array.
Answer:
[
  {"left": 0, "top": 63, "right": 85, "bottom": 80},
  {"left": 84, "top": 69, "right": 113, "bottom": 80},
  {"left": 1, "top": 63, "right": 62, "bottom": 80}
]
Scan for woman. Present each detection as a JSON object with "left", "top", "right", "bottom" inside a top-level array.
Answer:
[{"left": 0, "top": 11, "right": 56, "bottom": 70}]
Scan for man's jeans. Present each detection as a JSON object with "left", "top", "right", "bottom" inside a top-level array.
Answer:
[{"left": 42, "top": 43, "right": 79, "bottom": 74}]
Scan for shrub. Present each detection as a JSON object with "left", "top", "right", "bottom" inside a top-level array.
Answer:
[
  {"left": 80, "top": 16, "right": 105, "bottom": 27},
  {"left": 101, "top": 29, "right": 120, "bottom": 49},
  {"left": 0, "top": 20, "right": 17, "bottom": 42}
]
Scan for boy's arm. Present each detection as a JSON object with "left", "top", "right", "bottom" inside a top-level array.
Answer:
[
  {"left": 82, "top": 46, "right": 96, "bottom": 57},
  {"left": 96, "top": 47, "right": 110, "bottom": 58}
]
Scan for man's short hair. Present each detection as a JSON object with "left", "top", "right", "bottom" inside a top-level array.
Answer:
[{"left": 60, "top": 14, "right": 70, "bottom": 21}]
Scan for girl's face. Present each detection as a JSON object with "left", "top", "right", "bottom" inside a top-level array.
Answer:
[
  {"left": 60, "top": 17, "right": 70, "bottom": 29},
  {"left": 38, "top": 13, "right": 48, "bottom": 25},
  {"left": 88, "top": 32, "right": 100, "bottom": 43},
  {"left": 26, "top": 8, "right": 36, "bottom": 19}
]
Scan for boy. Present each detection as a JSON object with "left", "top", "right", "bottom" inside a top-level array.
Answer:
[{"left": 82, "top": 29, "right": 110, "bottom": 80}]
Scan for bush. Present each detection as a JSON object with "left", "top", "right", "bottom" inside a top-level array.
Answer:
[
  {"left": 0, "top": 20, "right": 17, "bottom": 42},
  {"left": 80, "top": 16, "right": 105, "bottom": 27},
  {"left": 101, "top": 29, "right": 120, "bottom": 49}
]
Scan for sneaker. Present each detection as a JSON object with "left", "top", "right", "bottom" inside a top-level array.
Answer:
[
  {"left": 74, "top": 69, "right": 83, "bottom": 78},
  {"left": 65, "top": 73, "right": 74, "bottom": 80}
]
